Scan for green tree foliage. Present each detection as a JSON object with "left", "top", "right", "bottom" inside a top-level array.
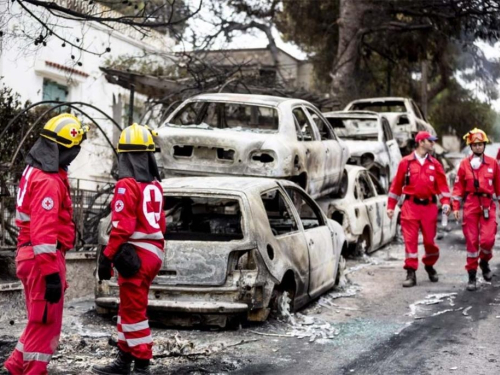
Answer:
[
  {"left": 429, "top": 80, "right": 498, "bottom": 143},
  {"left": 0, "top": 88, "right": 54, "bottom": 180},
  {"left": 276, "top": 1, "right": 500, "bottom": 104}
]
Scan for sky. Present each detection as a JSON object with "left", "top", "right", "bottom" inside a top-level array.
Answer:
[{"left": 176, "top": 0, "right": 307, "bottom": 60}]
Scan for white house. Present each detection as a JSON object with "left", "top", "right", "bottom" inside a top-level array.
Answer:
[{"left": 0, "top": 2, "right": 176, "bottom": 190}]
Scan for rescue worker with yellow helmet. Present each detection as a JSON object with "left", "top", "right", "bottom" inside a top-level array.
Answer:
[
  {"left": 93, "top": 124, "right": 165, "bottom": 375},
  {"left": 5, "top": 114, "right": 88, "bottom": 374},
  {"left": 452, "top": 128, "right": 500, "bottom": 291}
]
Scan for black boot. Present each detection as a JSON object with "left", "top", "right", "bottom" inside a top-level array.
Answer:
[
  {"left": 467, "top": 270, "right": 477, "bottom": 291},
  {"left": 479, "top": 259, "right": 493, "bottom": 281},
  {"left": 92, "top": 349, "right": 133, "bottom": 375},
  {"left": 424, "top": 265, "right": 439, "bottom": 282},
  {"left": 132, "top": 359, "right": 151, "bottom": 375},
  {"left": 402, "top": 269, "right": 416, "bottom": 287}
]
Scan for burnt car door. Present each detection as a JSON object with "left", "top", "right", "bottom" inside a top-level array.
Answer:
[
  {"left": 357, "top": 171, "right": 383, "bottom": 249},
  {"left": 260, "top": 188, "right": 310, "bottom": 298},
  {"left": 381, "top": 116, "right": 402, "bottom": 180},
  {"left": 367, "top": 172, "right": 394, "bottom": 245},
  {"left": 291, "top": 106, "right": 326, "bottom": 196},
  {"left": 304, "top": 106, "right": 345, "bottom": 191},
  {"left": 282, "top": 185, "right": 336, "bottom": 298}
]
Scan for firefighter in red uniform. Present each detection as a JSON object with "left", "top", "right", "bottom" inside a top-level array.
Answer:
[
  {"left": 452, "top": 128, "right": 500, "bottom": 291},
  {"left": 93, "top": 124, "right": 165, "bottom": 375},
  {"left": 4, "top": 114, "right": 88, "bottom": 375},
  {"left": 387, "top": 131, "right": 451, "bottom": 287}
]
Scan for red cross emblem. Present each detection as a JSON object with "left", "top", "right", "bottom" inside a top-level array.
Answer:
[
  {"left": 146, "top": 190, "right": 161, "bottom": 215},
  {"left": 115, "top": 200, "right": 124, "bottom": 212},
  {"left": 70, "top": 128, "right": 78, "bottom": 138},
  {"left": 143, "top": 185, "right": 162, "bottom": 228},
  {"left": 42, "top": 197, "right": 54, "bottom": 210}
]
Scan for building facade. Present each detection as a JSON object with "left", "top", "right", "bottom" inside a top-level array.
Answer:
[{"left": 0, "top": 1, "right": 176, "bottom": 189}]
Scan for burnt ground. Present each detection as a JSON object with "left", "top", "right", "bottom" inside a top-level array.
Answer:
[{"left": 1, "top": 222, "right": 500, "bottom": 375}]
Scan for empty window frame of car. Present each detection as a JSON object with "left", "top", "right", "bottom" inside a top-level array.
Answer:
[
  {"left": 168, "top": 101, "right": 279, "bottom": 133},
  {"left": 381, "top": 117, "right": 394, "bottom": 141},
  {"left": 357, "top": 172, "right": 376, "bottom": 200},
  {"left": 292, "top": 107, "right": 317, "bottom": 142},
  {"left": 284, "top": 187, "right": 326, "bottom": 230},
  {"left": 304, "top": 107, "right": 336, "bottom": 141},
  {"left": 350, "top": 101, "right": 406, "bottom": 113},
  {"left": 164, "top": 195, "right": 244, "bottom": 241},
  {"left": 261, "top": 189, "right": 299, "bottom": 236},
  {"left": 368, "top": 172, "right": 386, "bottom": 195},
  {"left": 328, "top": 116, "right": 379, "bottom": 140}
]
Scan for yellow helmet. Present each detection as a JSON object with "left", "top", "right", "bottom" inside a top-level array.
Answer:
[
  {"left": 41, "top": 113, "right": 89, "bottom": 148},
  {"left": 464, "top": 128, "right": 490, "bottom": 145},
  {"left": 117, "top": 123, "right": 158, "bottom": 153}
]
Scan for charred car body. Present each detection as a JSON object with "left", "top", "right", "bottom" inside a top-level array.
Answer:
[
  {"left": 316, "top": 166, "right": 399, "bottom": 254},
  {"left": 344, "top": 97, "right": 436, "bottom": 154},
  {"left": 95, "top": 177, "right": 346, "bottom": 327},
  {"left": 155, "top": 93, "right": 349, "bottom": 199},
  {"left": 323, "top": 111, "right": 402, "bottom": 190}
]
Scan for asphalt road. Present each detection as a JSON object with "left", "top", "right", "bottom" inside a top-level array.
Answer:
[{"left": 1, "top": 222, "right": 499, "bottom": 375}]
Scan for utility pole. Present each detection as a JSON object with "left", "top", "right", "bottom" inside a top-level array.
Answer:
[
  {"left": 128, "top": 83, "right": 135, "bottom": 126},
  {"left": 387, "top": 61, "right": 392, "bottom": 96}
]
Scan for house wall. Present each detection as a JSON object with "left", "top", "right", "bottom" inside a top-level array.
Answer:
[
  {"left": 0, "top": 2, "right": 176, "bottom": 190},
  {"left": 200, "top": 48, "right": 312, "bottom": 89}
]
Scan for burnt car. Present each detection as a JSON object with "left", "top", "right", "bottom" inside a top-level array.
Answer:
[
  {"left": 316, "top": 166, "right": 400, "bottom": 254},
  {"left": 155, "top": 93, "right": 350, "bottom": 199},
  {"left": 323, "top": 111, "right": 402, "bottom": 190},
  {"left": 95, "top": 177, "right": 346, "bottom": 327},
  {"left": 344, "top": 97, "right": 436, "bottom": 154}
]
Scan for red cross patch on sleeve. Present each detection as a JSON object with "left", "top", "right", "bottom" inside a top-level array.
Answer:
[
  {"left": 115, "top": 200, "right": 124, "bottom": 212},
  {"left": 42, "top": 197, "right": 54, "bottom": 210}
]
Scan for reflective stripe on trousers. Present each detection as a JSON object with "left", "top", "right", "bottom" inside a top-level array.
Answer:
[
  {"left": 127, "top": 241, "right": 163, "bottom": 264},
  {"left": 129, "top": 231, "right": 163, "bottom": 240}
]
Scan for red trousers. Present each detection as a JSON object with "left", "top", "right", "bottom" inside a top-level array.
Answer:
[
  {"left": 116, "top": 247, "right": 162, "bottom": 360},
  {"left": 4, "top": 247, "right": 66, "bottom": 375},
  {"left": 462, "top": 197, "right": 497, "bottom": 271},
  {"left": 400, "top": 200, "right": 439, "bottom": 270}
]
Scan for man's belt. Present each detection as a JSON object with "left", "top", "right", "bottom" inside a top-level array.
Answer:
[
  {"left": 405, "top": 196, "right": 437, "bottom": 205},
  {"left": 471, "top": 192, "right": 492, "bottom": 198}
]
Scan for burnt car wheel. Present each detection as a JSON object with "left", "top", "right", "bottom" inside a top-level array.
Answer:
[
  {"left": 270, "top": 289, "right": 293, "bottom": 319},
  {"left": 355, "top": 228, "right": 372, "bottom": 255}
]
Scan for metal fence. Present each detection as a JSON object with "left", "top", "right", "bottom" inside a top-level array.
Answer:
[{"left": 0, "top": 179, "right": 114, "bottom": 251}]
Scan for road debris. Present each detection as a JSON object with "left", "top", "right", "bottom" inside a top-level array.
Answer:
[
  {"left": 462, "top": 306, "right": 472, "bottom": 316},
  {"left": 407, "top": 293, "right": 458, "bottom": 319}
]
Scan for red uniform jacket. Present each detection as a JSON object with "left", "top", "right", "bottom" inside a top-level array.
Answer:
[
  {"left": 104, "top": 178, "right": 166, "bottom": 261},
  {"left": 15, "top": 166, "right": 75, "bottom": 276},
  {"left": 388, "top": 152, "right": 451, "bottom": 210},
  {"left": 451, "top": 154, "right": 500, "bottom": 211}
]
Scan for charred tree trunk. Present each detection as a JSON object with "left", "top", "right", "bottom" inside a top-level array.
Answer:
[{"left": 330, "top": 0, "right": 369, "bottom": 106}]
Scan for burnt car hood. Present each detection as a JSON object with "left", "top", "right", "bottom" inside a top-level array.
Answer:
[{"left": 343, "top": 140, "right": 384, "bottom": 157}]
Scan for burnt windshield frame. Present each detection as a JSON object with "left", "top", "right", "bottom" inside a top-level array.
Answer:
[{"left": 168, "top": 100, "right": 280, "bottom": 133}]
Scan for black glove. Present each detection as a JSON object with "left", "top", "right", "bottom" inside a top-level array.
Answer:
[
  {"left": 98, "top": 254, "right": 113, "bottom": 281},
  {"left": 113, "top": 243, "right": 141, "bottom": 278},
  {"left": 44, "top": 273, "right": 62, "bottom": 303}
]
